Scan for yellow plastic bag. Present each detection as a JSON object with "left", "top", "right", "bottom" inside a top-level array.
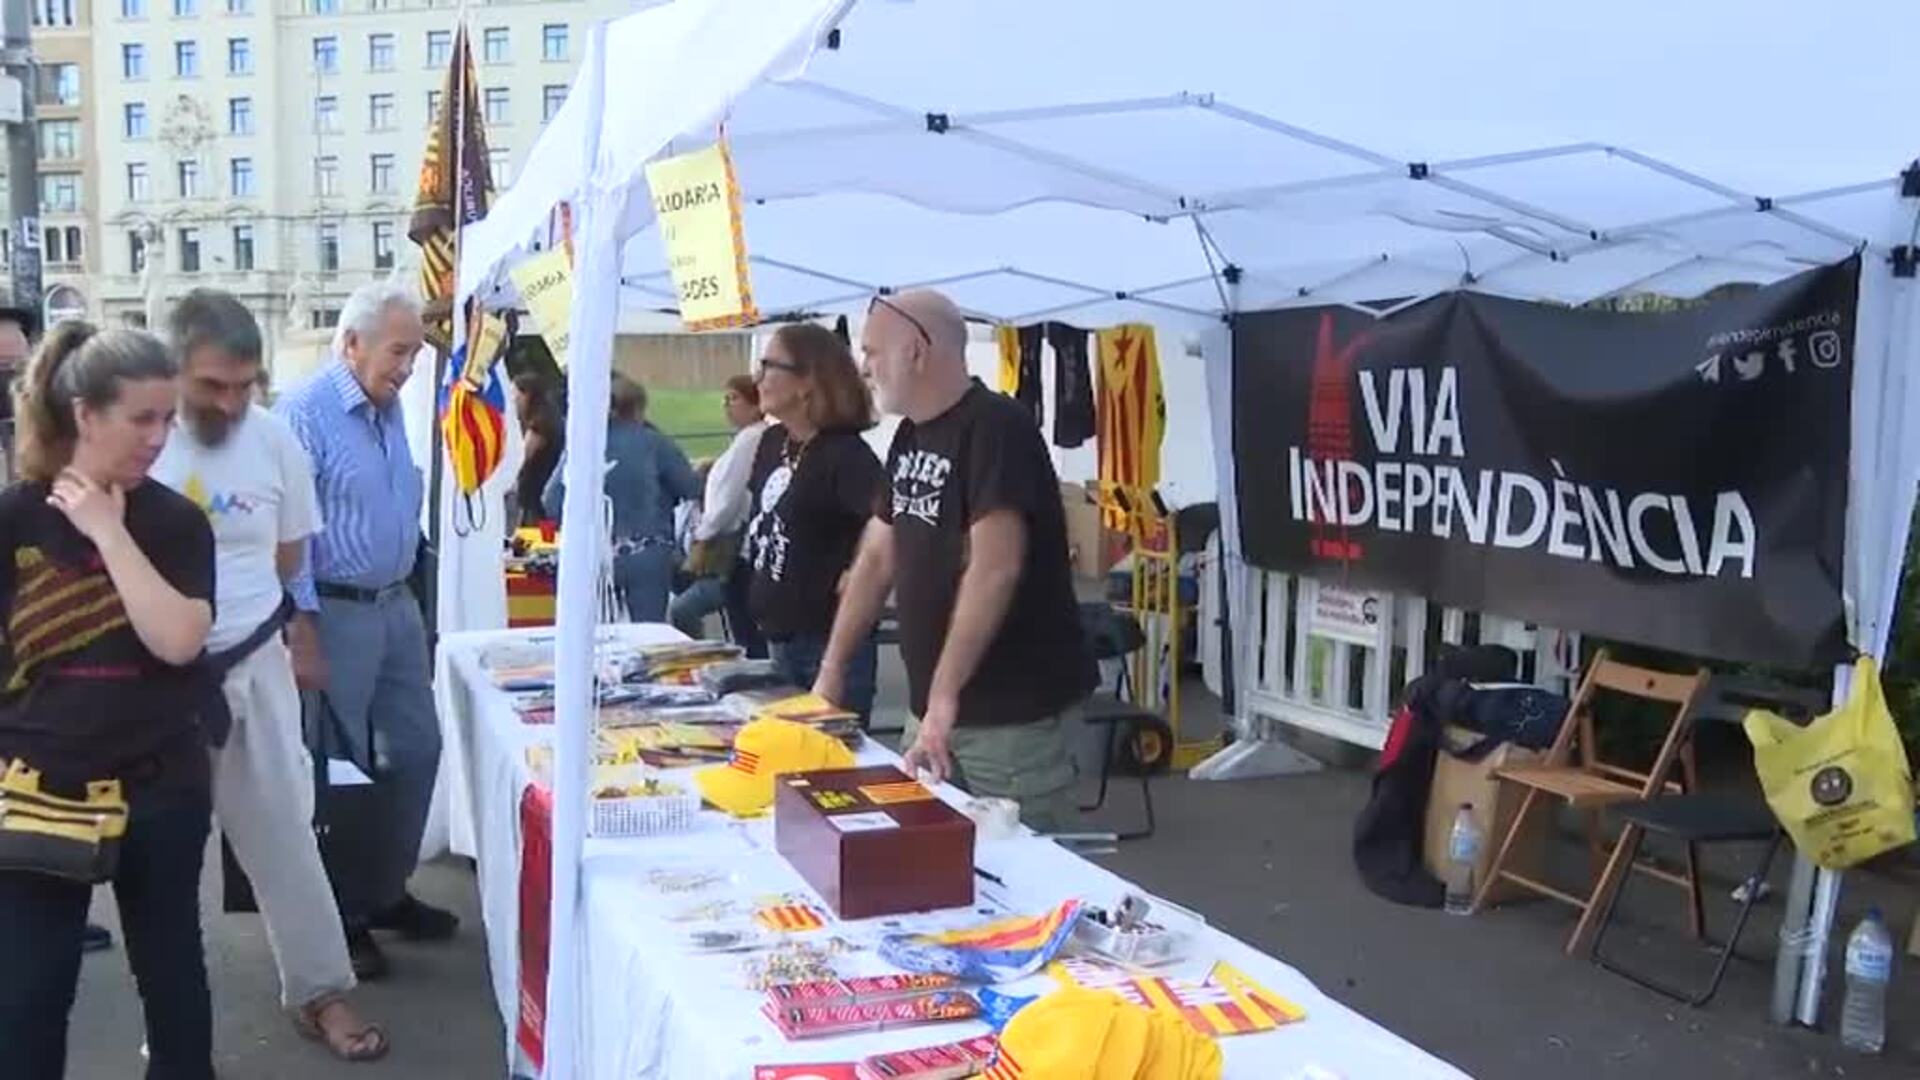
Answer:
[{"left": 1744, "top": 657, "right": 1916, "bottom": 870}]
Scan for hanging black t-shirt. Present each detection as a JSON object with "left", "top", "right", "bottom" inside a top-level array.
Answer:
[
  {"left": 0, "top": 479, "right": 216, "bottom": 792},
  {"left": 883, "top": 383, "right": 1096, "bottom": 727},
  {"left": 746, "top": 426, "right": 883, "bottom": 641}
]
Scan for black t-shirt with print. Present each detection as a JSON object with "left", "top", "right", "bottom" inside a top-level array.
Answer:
[
  {"left": 0, "top": 479, "right": 216, "bottom": 791},
  {"left": 883, "top": 383, "right": 1096, "bottom": 727},
  {"left": 747, "top": 426, "right": 884, "bottom": 641}
]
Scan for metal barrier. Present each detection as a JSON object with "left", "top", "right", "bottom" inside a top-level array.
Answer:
[{"left": 1195, "top": 555, "right": 1580, "bottom": 779}]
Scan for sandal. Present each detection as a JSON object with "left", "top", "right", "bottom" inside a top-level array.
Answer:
[{"left": 292, "top": 993, "right": 390, "bottom": 1062}]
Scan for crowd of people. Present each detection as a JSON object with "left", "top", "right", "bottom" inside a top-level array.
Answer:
[{"left": 0, "top": 283, "right": 1098, "bottom": 1076}]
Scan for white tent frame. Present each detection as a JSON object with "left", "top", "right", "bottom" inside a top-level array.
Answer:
[{"left": 451, "top": 5, "right": 1920, "bottom": 1075}]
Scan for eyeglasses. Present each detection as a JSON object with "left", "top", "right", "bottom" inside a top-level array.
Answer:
[
  {"left": 757, "top": 356, "right": 803, "bottom": 376},
  {"left": 867, "top": 294, "right": 932, "bottom": 347}
]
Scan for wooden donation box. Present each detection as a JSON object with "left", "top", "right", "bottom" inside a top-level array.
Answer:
[{"left": 774, "top": 766, "right": 974, "bottom": 919}]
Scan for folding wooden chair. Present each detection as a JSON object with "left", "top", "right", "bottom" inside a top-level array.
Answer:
[{"left": 1470, "top": 649, "right": 1710, "bottom": 956}]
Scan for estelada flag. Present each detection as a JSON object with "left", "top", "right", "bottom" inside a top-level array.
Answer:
[
  {"left": 439, "top": 303, "right": 511, "bottom": 498},
  {"left": 1096, "top": 323, "right": 1167, "bottom": 530},
  {"left": 409, "top": 23, "right": 494, "bottom": 352}
]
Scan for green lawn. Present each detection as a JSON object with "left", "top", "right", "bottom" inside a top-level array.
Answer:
[{"left": 647, "top": 387, "right": 735, "bottom": 461}]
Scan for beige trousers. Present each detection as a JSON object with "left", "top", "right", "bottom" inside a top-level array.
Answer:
[{"left": 211, "top": 637, "right": 356, "bottom": 1008}]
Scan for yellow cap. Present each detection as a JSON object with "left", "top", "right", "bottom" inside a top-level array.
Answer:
[
  {"left": 990, "top": 987, "right": 1223, "bottom": 1080},
  {"left": 695, "top": 718, "right": 856, "bottom": 817}
]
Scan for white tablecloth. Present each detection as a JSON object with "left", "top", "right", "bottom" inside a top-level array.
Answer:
[{"left": 430, "top": 625, "right": 1473, "bottom": 1080}]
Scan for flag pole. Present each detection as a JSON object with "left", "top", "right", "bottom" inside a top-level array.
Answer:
[{"left": 423, "top": 5, "right": 471, "bottom": 646}]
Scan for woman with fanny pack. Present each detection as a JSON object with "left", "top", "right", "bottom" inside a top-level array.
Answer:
[{"left": 0, "top": 323, "right": 217, "bottom": 1079}]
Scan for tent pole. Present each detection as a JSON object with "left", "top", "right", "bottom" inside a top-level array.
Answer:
[{"left": 542, "top": 26, "right": 611, "bottom": 1080}]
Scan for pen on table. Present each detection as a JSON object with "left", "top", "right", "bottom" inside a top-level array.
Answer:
[{"left": 974, "top": 866, "right": 1006, "bottom": 887}]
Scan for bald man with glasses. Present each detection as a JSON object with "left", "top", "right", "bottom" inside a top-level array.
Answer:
[{"left": 814, "top": 290, "right": 1097, "bottom": 831}]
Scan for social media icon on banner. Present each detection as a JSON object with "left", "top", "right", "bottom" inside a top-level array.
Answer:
[{"left": 1809, "top": 329, "right": 1843, "bottom": 369}]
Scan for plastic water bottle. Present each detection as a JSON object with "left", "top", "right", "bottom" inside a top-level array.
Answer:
[
  {"left": 1841, "top": 908, "right": 1892, "bottom": 1054},
  {"left": 1444, "top": 804, "right": 1481, "bottom": 916}
]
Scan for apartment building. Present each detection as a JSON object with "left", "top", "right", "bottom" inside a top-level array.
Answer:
[
  {"left": 30, "top": 0, "right": 101, "bottom": 324},
  {"left": 87, "top": 0, "right": 625, "bottom": 370}
]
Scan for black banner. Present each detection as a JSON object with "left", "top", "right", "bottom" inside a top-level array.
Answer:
[{"left": 1233, "top": 258, "right": 1859, "bottom": 667}]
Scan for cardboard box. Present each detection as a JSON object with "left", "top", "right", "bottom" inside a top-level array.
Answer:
[
  {"left": 1424, "top": 729, "right": 1549, "bottom": 904},
  {"left": 1061, "top": 482, "right": 1109, "bottom": 579},
  {"left": 774, "top": 766, "right": 974, "bottom": 919}
]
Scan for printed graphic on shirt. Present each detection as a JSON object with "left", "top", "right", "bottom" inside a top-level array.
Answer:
[
  {"left": 178, "top": 473, "right": 260, "bottom": 519},
  {"left": 748, "top": 462, "right": 795, "bottom": 583},
  {"left": 4, "top": 547, "right": 130, "bottom": 692},
  {"left": 890, "top": 449, "right": 954, "bottom": 527}
]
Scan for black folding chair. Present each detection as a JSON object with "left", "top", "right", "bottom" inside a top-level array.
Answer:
[
  {"left": 1588, "top": 673, "right": 1827, "bottom": 1005},
  {"left": 1074, "top": 603, "right": 1167, "bottom": 841}
]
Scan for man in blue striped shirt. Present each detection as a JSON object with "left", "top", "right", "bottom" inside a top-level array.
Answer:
[{"left": 277, "top": 280, "right": 454, "bottom": 981}]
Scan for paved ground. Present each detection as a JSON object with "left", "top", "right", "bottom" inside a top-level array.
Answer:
[{"left": 66, "top": 661, "right": 1920, "bottom": 1079}]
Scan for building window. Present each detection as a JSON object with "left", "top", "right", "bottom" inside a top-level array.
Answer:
[
  {"left": 127, "top": 162, "right": 151, "bottom": 200},
  {"left": 425, "top": 30, "right": 450, "bottom": 67},
  {"left": 314, "top": 95, "right": 339, "bottom": 133},
  {"left": 227, "top": 37, "right": 251, "bottom": 74},
  {"left": 33, "top": 0, "right": 77, "bottom": 27},
  {"left": 229, "top": 156, "right": 254, "bottom": 196},
  {"left": 368, "top": 32, "right": 395, "bottom": 71},
  {"left": 39, "top": 119, "right": 79, "bottom": 160},
  {"left": 370, "top": 152, "right": 394, "bottom": 194},
  {"left": 173, "top": 0, "right": 194, "bottom": 15},
  {"left": 314, "top": 155, "right": 339, "bottom": 196},
  {"left": 482, "top": 26, "right": 508, "bottom": 64},
  {"left": 177, "top": 158, "right": 200, "bottom": 198},
  {"left": 425, "top": 89, "right": 443, "bottom": 123},
  {"left": 41, "top": 63, "right": 81, "bottom": 105},
  {"left": 228, "top": 96, "right": 252, "bottom": 135},
  {"left": 310, "top": 0, "right": 337, "bottom": 12},
  {"left": 231, "top": 223, "right": 254, "bottom": 271},
  {"left": 175, "top": 40, "right": 198, "bottom": 78},
  {"left": 39, "top": 174, "right": 79, "bottom": 212},
  {"left": 123, "top": 103, "right": 149, "bottom": 139},
  {"left": 44, "top": 226, "right": 82, "bottom": 265},
  {"left": 488, "top": 147, "right": 511, "bottom": 186},
  {"left": 542, "top": 85, "right": 566, "bottom": 124},
  {"left": 312, "top": 35, "right": 338, "bottom": 75},
  {"left": 179, "top": 227, "right": 201, "bottom": 273},
  {"left": 542, "top": 23, "right": 567, "bottom": 61},
  {"left": 373, "top": 221, "right": 395, "bottom": 270},
  {"left": 226, "top": 0, "right": 249, "bottom": 12},
  {"left": 310, "top": 308, "right": 340, "bottom": 331},
  {"left": 483, "top": 86, "right": 508, "bottom": 125},
  {"left": 368, "top": 92, "right": 394, "bottom": 131},
  {"left": 123, "top": 44, "right": 147, "bottom": 80},
  {"left": 129, "top": 230, "right": 147, "bottom": 274},
  {"left": 317, "top": 221, "right": 339, "bottom": 272},
  {"left": 121, "top": 0, "right": 145, "bottom": 17}
]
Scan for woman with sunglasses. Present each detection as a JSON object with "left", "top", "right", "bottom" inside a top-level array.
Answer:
[{"left": 744, "top": 323, "right": 883, "bottom": 721}]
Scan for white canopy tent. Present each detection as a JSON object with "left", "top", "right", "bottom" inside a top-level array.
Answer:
[{"left": 451, "top": 0, "right": 1920, "bottom": 1073}]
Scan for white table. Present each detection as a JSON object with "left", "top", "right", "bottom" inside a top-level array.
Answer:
[{"left": 430, "top": 625, "right": 1473, "bottom": 1080}]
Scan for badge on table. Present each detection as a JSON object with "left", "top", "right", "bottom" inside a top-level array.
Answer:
[
  {"left": 756, "top": 903, "right": 829, "bottom": 933},
  {"left": 643, "top": 139, "right": 758, "bottom": 330}
]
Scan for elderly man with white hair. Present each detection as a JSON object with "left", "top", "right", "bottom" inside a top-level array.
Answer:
[{"left": 276, "top": 280, "right": 455, "bottom": 981}]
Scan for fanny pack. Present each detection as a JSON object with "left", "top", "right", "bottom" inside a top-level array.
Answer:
[
  {"left": 198, "top": 595, "right": 297, "bottom": 750},
  {"left": 0, "top": 758, "right": 128, "bottom": 883}
]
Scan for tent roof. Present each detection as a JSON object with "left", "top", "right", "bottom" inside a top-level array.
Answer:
[{"left": 464, "top": 0, "right": 1918, "bottom": 323}]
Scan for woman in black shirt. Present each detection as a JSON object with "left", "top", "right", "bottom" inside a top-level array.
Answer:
[
  {"left": 745, "top": 324, "right": 883, "bottom": 720},
  {"left": 511, "top": 372, "right": 564, "bottom": 526},
  {"left": 0, "top": 323, "right": 217, "bottom": 1079}
]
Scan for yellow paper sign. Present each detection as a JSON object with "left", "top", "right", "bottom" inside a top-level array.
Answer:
[
  {"left": 510, "top": 247, "right": 574, "bottom": 369},
  {"left": 643, "top": 141, "right": 758, "bottom": 330}
]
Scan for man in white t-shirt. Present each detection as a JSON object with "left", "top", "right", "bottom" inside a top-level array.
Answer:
[{"left": 151, "top": 289, "right": 388, "bottom": 1061}]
